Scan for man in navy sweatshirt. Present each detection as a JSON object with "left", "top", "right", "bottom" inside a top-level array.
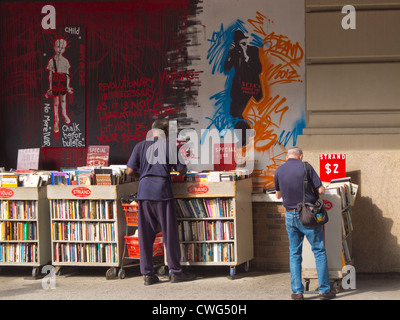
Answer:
[
  {"left": 274, "top": 146, "right": 335, "bottom": 300},
  {"left": 127, "top": 119, "right": 195, "bottom": 285}
]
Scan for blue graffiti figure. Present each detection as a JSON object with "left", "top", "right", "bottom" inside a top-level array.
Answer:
[{"left": 204, "top": 21, "right": 263, "bottom": 147}]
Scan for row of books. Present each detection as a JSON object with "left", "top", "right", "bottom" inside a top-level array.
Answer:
[
  {"left": 178, "top": 220, "right": 234, "bottom": 242},
  {"left": 0, "top": 170, "right": 60, "bottom": 187},
  {"left": 180, "top": 243, "right": 235, "bottom": 263},
  {"left": 0, "top": 165, "right": 133, "bottom": 187},
  {"left": 175, "top": 198, "right": 235, "bottom": 219},
  {"left": 171, "top": 169, "right": 250, "bottom": 183},
  {"left": 0, "top": 243, "right": 37, "bottom": 263},
  {"left": 52, "top": 165, "right": 133, "bottom": 186},
  {"left": 0, "top": 200, "right": 37, "bottom": 220},
  {"left": 53, "top": 243, "right": 117, "bottom": 264},
  {"left": 50, "top": 199, "right": 114, "bottom": 220},
  {"left": 52, "top": 221, "right": 116, "bottom": 242},
  {"left": 0, "top": 221, "right": 37, "bottom": 241}
]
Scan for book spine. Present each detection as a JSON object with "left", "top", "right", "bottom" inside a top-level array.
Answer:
[
  {"left": 52, "top": 221, "right": 115, "bottom": 242},
  {"left": 53, "top": 243, "right": 117, "bottom": 263},
  {"left": 179, "top": 243, "right": 235, "bottom": 263},
  {"left": 0, "top": 243, "right": 37, "bottom": 263}
]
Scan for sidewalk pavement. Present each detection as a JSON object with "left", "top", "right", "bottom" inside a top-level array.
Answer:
[{"left": 0, "top": 265, "right": 399, "bottom": 300}]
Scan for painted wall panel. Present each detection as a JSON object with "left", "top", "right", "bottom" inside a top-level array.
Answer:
[
  {"left": 307, "top": 10, "right": 400, "bottom": 61},
  {"left": 0, "top": 0, "right": 306, "bottom": 193},
  {"left": 185, "top": 0, "right": 306, "bottom": 191},
  {"left": 307, "top": 63, "right": 400, "bottom": 112}
]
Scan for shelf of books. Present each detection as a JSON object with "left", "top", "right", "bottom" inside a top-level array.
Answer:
[
  {"left": 47, "top": 181, "right": 138, "bottom": 279},
  {"left": 171, "top": 177, "right": 253, "bottom": 277},
  {"left": 0, "top": 186, "right": 51, "bottom": 278},
  {"left": 302, "top": 178, "right": 358, "bottom": 292}
]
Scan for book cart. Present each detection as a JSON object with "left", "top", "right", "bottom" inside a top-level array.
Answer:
[
  {"left": 0, "top": 186, "right": 51, "bottom": 278},
  {"left": 302, "top": 180, "right": 358, "bottom": 293},
  {"left": 171, "top": 178, "right": 253, "bottom": 278},
  {"left": 47, "top": 182, "right": 138, "bottom": 279}
]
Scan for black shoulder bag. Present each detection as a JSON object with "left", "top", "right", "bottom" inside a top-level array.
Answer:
[{"left": 297, "top": 162, "right": 329, "bottom": 227}]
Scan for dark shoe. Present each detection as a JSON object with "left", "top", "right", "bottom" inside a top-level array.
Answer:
[
  {"left": 171, "top": 272, "right": 196, "bottom": 283},
  {"left": 144, "top": 274, "right": 159, "bottom": 286},
  {"left": 291, "top": 293, "right": 304, "bottom": 300},
  {"left": 319, "top": 291, "right": 336, "bottom": 300}
]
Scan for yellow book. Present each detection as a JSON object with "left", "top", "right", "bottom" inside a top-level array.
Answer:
[
  {"left": 89, "top": 201, "right": 96, "bottom": 219},
  {"left": 1, "top": 176, "right": 18, "bottom": 187},
  {"left": 209, "top": 199, "right": 216, "bottom": 218}
]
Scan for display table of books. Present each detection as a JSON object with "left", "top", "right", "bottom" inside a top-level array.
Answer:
[
  {"left": 47, "top": 182, "right": 138, "bottom": 279},
  {"left": 171, "top": 177, "right": 254, "bottom": 278},
  {"left": 0, "top": 186, "right": 51, "bottom": 278}
]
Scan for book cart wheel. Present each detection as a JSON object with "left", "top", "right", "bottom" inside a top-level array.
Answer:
[
  {"left": 304, "top": 279, "right": 310, "bottom": 292},
  {"left": 32, "top": 267, "right": 39, "bottom": 279},
  {"left": 55, "top": 266, "right": 62, "bottom": 276},
  {"left": 106, "top": 267, "right": 117, "bottom": 280},
  {"left": 118, "top": 268, "right": 126, "bottom": 279},
  {"left": 156, "top": 265, "right": 167, "bottom": 276},
  {"left": 331, "top": 279, "right": 342, "bottom": 293},
  {"left": 229, "top": 266, "right": 236, "bottom": 279},
  {"left": 243, "top": 261, "right": 250, "bottom": 273}
]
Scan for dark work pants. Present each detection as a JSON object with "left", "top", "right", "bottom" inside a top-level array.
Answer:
[{"left": 138, "top": 199, "right": 182, "bottom": 275}]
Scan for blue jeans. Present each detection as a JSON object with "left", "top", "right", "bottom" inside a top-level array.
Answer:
[{"left": 285, "top": 210, "right": 331, "bottom": 294}]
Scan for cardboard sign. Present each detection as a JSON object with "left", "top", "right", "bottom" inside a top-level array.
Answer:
[
  {"left": 17, "top": 148, "right": 40, "bottom": 170},
  {"left": 86, "top": 145, "right": 110, "bottom": 166},
  {"left": 319, "top": 154, "right": 346, "bottom": 182},
  {"left": 213, "top": 143, "right": 236, "bottom": 171}
]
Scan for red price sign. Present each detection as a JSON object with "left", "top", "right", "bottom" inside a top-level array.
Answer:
[{"left": 319, "top": 154, "right": 346, "bottom": 182}]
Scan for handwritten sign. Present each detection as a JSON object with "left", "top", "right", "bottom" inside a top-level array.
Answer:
[
  {"left": 17, "top": 148, "right": 40, "bottom": 170},
  {"left": 96, "top": 77, "right": 160, "bottom": 146}
]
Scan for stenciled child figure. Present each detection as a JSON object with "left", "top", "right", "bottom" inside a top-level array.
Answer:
[{"left": 45, "top": 38, "right": 74, "bottom": 134}]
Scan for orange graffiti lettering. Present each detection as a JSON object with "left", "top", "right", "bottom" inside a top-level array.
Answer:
[
  {"left": 247, "top": 12, "right": 273, "bottom": 37},
  {"left": 243, "top": 94, "right": 289, "bottom": 152}
]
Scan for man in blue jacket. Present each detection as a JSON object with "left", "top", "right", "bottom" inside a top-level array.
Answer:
[
  {"left": 127, "top": 119, "right": 195, "bottom": 285},
  {"left": 274, "top": 146, "right": 335, "bottom": 300}
]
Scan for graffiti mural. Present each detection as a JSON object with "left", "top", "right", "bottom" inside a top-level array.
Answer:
[
  {"left": 188, "top": 0, "right": 306, "bottom": 191},
  {"left": 1, "top": 0, "right": 304, "bottom": 185}
]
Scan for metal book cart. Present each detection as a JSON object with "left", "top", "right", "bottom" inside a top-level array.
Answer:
[
  {"left": 170, "top": 178, "right": 254, "bottom": 279},
  {"left": 0, "top": 186, "right": 51, "bottom": 279},
  {"left": 302, "top": 181, "right": 358, "bottom": 293},
  {"left": 47, "top": 182, "right": 139, "bottom": 279},
  {"left": 120, "top": 196, "right": 166, "bottom": 279}
]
